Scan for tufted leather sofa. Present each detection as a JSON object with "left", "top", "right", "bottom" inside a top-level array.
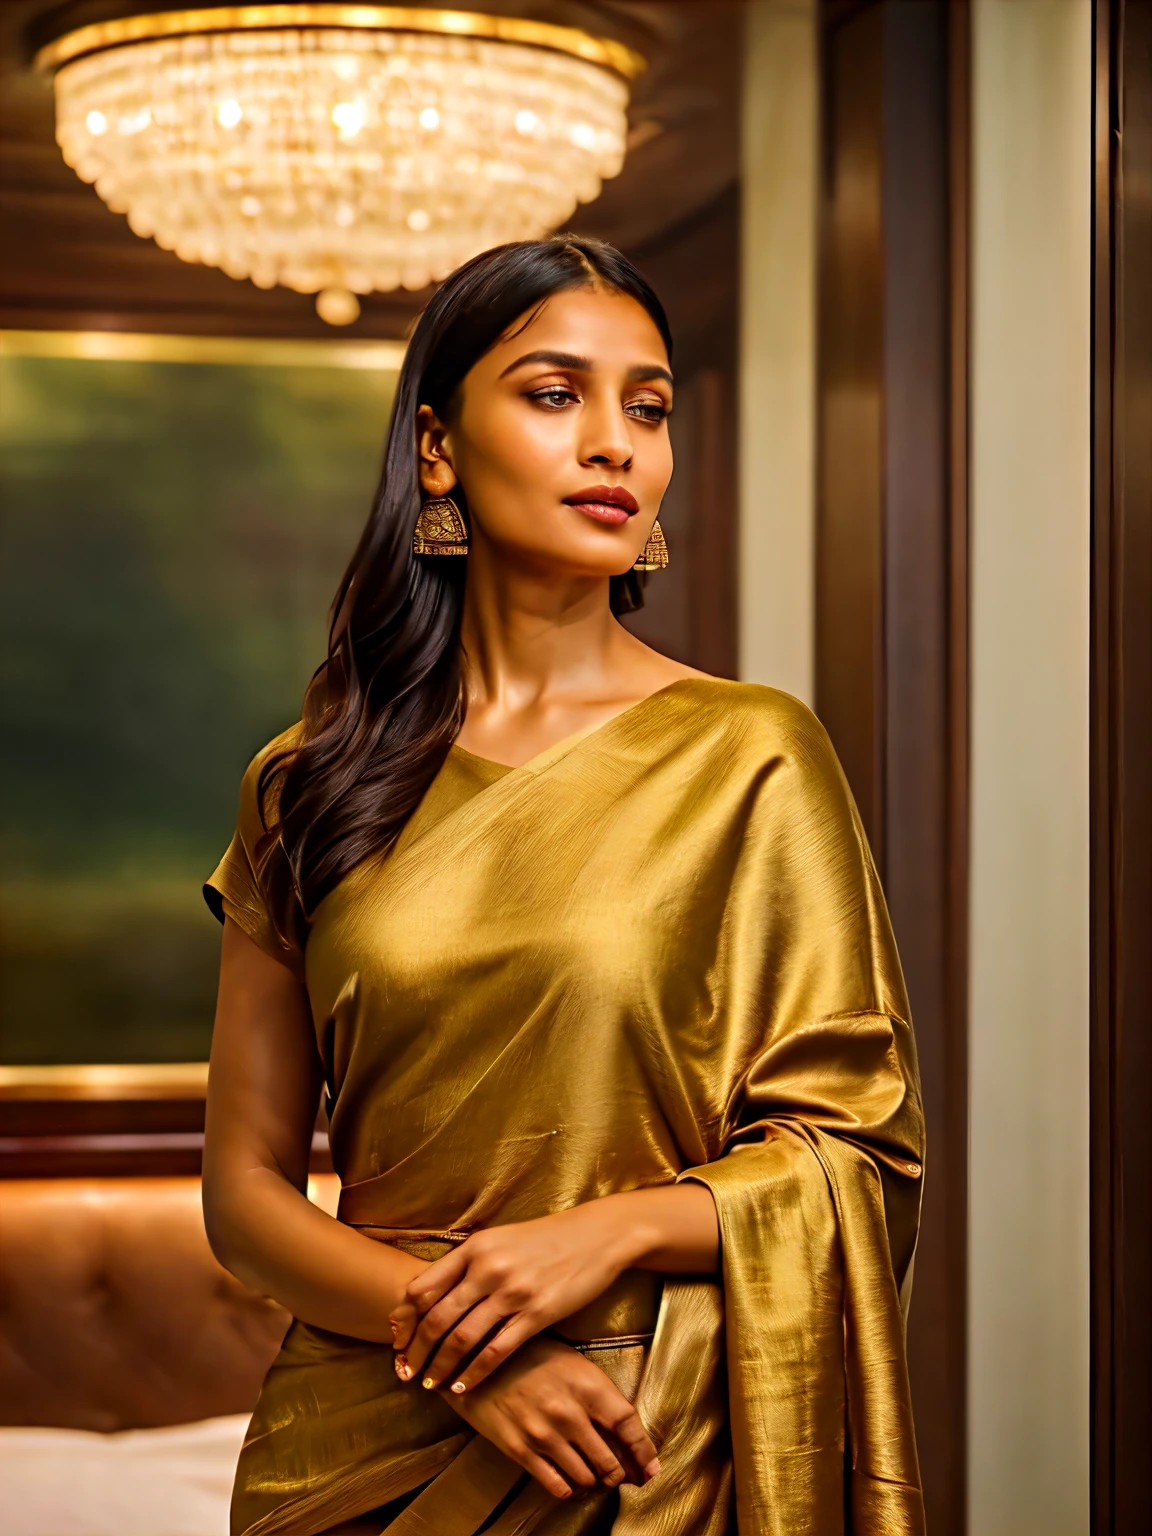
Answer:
[{"left": 0, "top": 1176, "right": 303, "bottom": 1432}]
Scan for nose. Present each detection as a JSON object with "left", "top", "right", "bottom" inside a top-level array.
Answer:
[{"left": 577, "top": 395, "right": 633, "bottom": 470}]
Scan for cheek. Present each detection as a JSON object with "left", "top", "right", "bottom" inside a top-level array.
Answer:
[
  {"left": 626, "top": 433, "right": 673, "bottom": 511},
  {"left": 459, "top": 404, "right": 572, "bottom": 501},
  {"left": 645, "top": 438, "right": 674, "bottom": 497}
]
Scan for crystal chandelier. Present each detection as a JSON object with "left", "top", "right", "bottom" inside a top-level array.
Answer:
[{"left": 36, "top": 6, "right": 643, "bottom": 320}]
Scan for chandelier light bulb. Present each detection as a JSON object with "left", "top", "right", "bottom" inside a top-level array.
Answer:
[
  {"left": 37, "top": 6, "right": 644, "bottom": 316},
  {"left": 118, "top": 107, "right": 151, "bottom": 134},
  {"left": 330, "top": 100, "right": 364, "bottom": 135},
  {"left": 315, "top": 286, "right": 361, "bottom": 325}
]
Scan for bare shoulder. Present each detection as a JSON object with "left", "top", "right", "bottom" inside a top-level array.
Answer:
[
  {"left": 621, "top": 635, "right": 721, "bottom": 694},
  {"left": 656, "top": 660, "right": 714, "bottom": 685}
]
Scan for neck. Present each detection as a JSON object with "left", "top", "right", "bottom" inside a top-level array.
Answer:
[{"left": 457, "top": 536, "right": 628, "bottom": 710}]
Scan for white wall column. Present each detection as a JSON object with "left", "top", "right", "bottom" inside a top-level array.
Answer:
[
  {"left": 968, "top": 3, "right": 1092, "bottom": 1531},
  {"left": 739, "top": 0, "right": 817, "bottom": 702}
]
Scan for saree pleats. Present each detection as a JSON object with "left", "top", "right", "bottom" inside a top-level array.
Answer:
[{"left": 206, "top": 678, "right": 925, "bottom": 1536}]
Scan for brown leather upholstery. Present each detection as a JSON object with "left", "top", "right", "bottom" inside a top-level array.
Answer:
[{"left": 0, "top": 1177, "right": 292, "bottom": 1432}]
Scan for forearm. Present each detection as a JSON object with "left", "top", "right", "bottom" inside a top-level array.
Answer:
[
  {"left": 581, "top": 1182, "right": 720, "bottom": 1277},
  {"left": 205, "top": 1164, "right": 426, "bottom": 1341}
]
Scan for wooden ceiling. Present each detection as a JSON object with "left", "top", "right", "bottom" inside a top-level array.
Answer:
[{"left": 0, "top": 2, "right": 741, "bottom": 348}]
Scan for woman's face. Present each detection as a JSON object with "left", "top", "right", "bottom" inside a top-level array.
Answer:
[{"left": 418, "top": 285, "right": 674, "bottom": 578}]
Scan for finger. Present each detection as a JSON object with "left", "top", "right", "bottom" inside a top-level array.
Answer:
[
  {"left": 518, "top": 1449, "right": 575, "bottom": 1502},
  {"left": 533, "top": 1434, "right": 598, "bottom": 1493},
  {"left": 389, "top": 1300, "right": 419, "bottom": 1353},
  {"left": 443, "top": 1314, "right": 539, "bottom": 1394},
  {"left": 568, "top": 1421, "right": 626, "bottom": 1489},
  {"left": 395, "top": 1285, "right": 479, "bottom": 1383},
  {"left": 418, "top": 1298, "right": 507, "bottom": 1390},
  {"left": 600, "top": 1426, "right": 645, "bottom": 1488},
  {"left": 391, "top": 1250, "right": 468, "bottom": 1358},
  {"left": 595, "top": 1400, "right": 660, "bottom": 1482},
  {"left": 397, "top": 1246, "right": 469, "bottom": 1320},
  {"left": 403, "top": 1280, "right": 488, "bottom": 1378}
]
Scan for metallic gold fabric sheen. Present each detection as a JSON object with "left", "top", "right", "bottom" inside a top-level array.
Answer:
[{"left": 206, "top": 678, "right": 926, "bottom": 1536}]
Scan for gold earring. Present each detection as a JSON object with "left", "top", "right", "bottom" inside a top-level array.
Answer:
[
  {"left": 633, "top": 518, "right": 669, "bottom": 571},
  {"left": 413, "top": 494, "right": 468, "bottom": 556}
]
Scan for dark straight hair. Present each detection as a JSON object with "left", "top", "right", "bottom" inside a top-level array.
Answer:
[{"left": 258, "top": 234, "right": 673, "bottom": 921}]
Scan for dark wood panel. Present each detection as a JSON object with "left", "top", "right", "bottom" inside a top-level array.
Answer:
[
  {"left": 942, "top": 7, "right": 971, "bottom": 1520},
  {"left": 816, "top": 1, "right": 885, "bottom": 852},
  {"left": 625, "top": 184, "right": 739, "bottom": 680},
  {"left": 882, "top": 7, "right": 969, "bottom": 1533},
  {"left": 686, "top": 365, "right": 738, "bottom": 679},
  {"left": 0, "top": 1097, "right": 206, "bottom": 1138},
  {"left": 816, "top": 4, "right": 969, "bottom": 1531},
  {"left": 1090, "top": 3, "right": 1152, "bottom": 1532},
  {"left": 0, "top": 1129, "right": 333, "bottom": 1177},
  {"left": 0, "top": 1067, "right": 333, "bottom": 1176}
]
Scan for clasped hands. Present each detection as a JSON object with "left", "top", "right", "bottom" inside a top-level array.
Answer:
[
  {"left": 388, "top": 1200, "right": 662, "bottom": 1500},
  {"left": 390, "top": 1201, "right": 632, "bottom": 1394}
]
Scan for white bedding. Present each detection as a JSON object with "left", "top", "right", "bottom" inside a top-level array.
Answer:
[{"left": 1, "top": 1414, "right": 249, "bottom": 1536}]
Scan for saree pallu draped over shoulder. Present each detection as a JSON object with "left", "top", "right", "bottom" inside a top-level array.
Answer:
[{"left": 205, "top": 679, "right": 926, "bottom": 1536}]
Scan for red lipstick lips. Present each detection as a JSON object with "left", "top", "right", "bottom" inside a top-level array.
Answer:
[{"left": 563, "top": 484, "right": 640, "bottom": 526}]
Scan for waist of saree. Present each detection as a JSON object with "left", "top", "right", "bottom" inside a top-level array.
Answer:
[{"left": 351, "top": 1223, "right": 662, "bottom": 1347}]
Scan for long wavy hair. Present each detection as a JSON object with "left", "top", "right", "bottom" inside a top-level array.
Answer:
[{"left": 258, "top": 234, "right": 673, "bottom": 922}]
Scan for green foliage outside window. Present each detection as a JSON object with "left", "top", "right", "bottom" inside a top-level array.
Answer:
[{"left": 0, "top": 346, "right": 395, "bottom": 1063}]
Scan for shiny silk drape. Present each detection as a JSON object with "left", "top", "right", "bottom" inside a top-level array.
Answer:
[{"left": 206, "top": 678, "right": 926, "bottom": 1536}]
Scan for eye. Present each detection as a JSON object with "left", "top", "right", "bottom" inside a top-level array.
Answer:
[
  {"left": 626, "top": 400, "right": 669, "bottom": 423},
  {"left": 528, "top": 386, "right": 579, "bottom": 410}
]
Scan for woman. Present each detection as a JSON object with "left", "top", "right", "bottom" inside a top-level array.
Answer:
[{"left": 203, "top": 235, "right": 925, "bottom": 1536}]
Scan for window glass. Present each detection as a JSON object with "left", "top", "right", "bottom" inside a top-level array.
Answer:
[{"left": 0, "top": 340, "right": 396, "bottom": 1064}]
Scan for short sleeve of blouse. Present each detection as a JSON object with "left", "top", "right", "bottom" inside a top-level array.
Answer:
[{"left": 203, "top": 726, "right": 307, "bottom": 979}]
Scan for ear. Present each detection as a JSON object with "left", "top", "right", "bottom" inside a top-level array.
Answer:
[{"left": 415, "top": 404, "right": 459, "bottom": 497}]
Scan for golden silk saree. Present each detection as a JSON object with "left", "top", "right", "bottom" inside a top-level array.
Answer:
[{"left": 205, "top": 677, "right": 925, "bottom": 1536}]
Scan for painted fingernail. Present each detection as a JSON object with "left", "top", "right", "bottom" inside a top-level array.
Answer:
[
  {"left": 450, "top": 1381, "right": 466, "bottom": 1394},
  {"left": 643, "top": 1458, "right": 662, "bottom": 1480},
  {"left": 422, "top": 1377, "right": 436, "bottom": 1390},
  {"left": 394, "top": 1356, "right": 411, "bottom": 1381}
]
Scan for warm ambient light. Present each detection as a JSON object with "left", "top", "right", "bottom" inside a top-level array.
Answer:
[{"left": 37, "top": 6, "right": 643, "bottom": 320}]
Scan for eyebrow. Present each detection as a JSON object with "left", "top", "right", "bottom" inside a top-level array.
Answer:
[{"left": 497, "top": 349, "right": 673, "bottom": 386}]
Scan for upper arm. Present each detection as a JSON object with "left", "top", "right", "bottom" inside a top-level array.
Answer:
[{"left": 203, "top": 917, "right": 322, "bottom": 1219}]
